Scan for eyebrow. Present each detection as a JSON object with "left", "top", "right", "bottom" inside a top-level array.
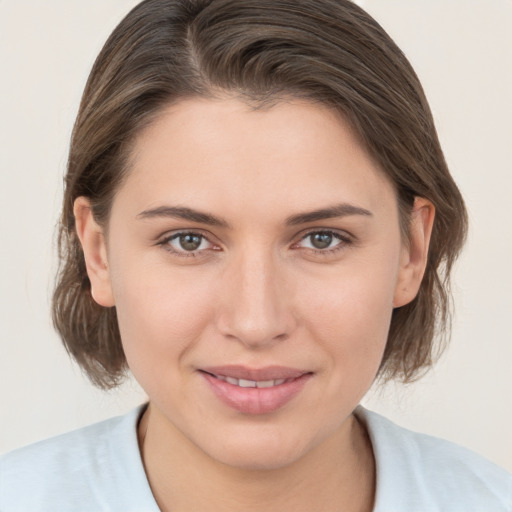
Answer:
[
  {"left": 136, "top": 202, "right": 372, "bottom": 227},
  {"left": 284, "top": 203, "right": 372, "bottom": 226},
  {"left": 137, "top": 206, "right": 230, "bottom": 227}
]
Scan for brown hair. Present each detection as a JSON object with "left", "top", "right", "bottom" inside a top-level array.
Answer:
[{"left": 53, "top": 0, "right": 467, "bottom": 389}]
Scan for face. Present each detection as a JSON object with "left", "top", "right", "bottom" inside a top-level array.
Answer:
[{"left": 77, "top": 97, "right": 432, "bottom": 470}]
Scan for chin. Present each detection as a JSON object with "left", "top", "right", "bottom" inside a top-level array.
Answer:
[
  {"left": 215, "top": 446, "right": 305, "bottom": 472},
  {"left": 199, "top": 426, "right": 317, "bottom": 471}
]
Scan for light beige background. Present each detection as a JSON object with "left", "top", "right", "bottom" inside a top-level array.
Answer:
[{"left": 1, "top": 1, "right": 511, "bottom": 471}]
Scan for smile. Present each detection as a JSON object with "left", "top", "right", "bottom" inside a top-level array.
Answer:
[
  {"left": 210, "top": 375, "right": 292, "bottom": 388},
  {"left": 199, "top": 366, "right": 313, "bottom": 415}
]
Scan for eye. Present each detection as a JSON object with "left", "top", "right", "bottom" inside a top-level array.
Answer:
[
  {"left": 161, "top": 231, "right": 215, "bottom": 256},
  {"left": 297, "top": 230, "right": 350, "bottom": 252}
]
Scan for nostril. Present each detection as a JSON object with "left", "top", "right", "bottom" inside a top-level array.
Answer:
[{"left": 215, "top": 288, "right": 298, "bottom": 347}]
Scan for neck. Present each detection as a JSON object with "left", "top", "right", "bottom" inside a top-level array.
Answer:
[{"left": 138, "top": 403, "right": 375, "bottom": 512}]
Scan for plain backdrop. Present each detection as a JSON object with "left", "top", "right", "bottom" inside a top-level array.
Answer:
[{"left": 1, "top": 1, "right": 511, "bottom": 472}]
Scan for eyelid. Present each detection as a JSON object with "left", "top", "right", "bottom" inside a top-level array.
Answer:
[
  {"left": 155, "top": 227, "right": 354, "bottom": 258},
  {"left": 297, "top": 227, "right": 353, "bottom": 242},
  {"left": 292, "top": 228, "right": 353, "bottom": 253},
  {"left": 157, "top": 229, "right": 221, "bottom": 257}
]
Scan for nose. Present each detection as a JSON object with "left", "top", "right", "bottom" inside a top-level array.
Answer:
[{"left": 216, "top": 249, "right": 298, "bottom": 349}]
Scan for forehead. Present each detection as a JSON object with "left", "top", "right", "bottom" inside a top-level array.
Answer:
[{"left": 120, "top": 97, "right": 397, "bottom": 222}]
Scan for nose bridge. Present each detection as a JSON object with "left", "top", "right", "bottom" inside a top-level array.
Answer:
[{"left": 217, "top": 244, "right": 295, "bottom": 347}]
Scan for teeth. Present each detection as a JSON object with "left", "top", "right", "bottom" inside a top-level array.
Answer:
[
  {"left": 238, "top": 379, "right": 256, "bottom": 388},
  {"left": 214, "top": 375, "right": 290, "bottom": 388},
  {"left": 256, "top": 380, "right": 275, "bottom": 388}
]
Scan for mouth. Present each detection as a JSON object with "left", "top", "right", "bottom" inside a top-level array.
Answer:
[
  {"left": 198, "top": 366, "right": 313, "bottom": 415},
  {"left": 203, "top": 373, "right": 295, "bottom": 389}
]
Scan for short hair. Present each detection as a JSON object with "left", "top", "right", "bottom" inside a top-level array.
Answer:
[{"left": 52, "top": 0, "right": 467, "bottom": 389}]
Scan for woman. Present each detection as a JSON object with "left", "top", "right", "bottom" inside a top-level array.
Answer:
[{"left": 1, "top": 0, "right": 510, "bottom": 510}]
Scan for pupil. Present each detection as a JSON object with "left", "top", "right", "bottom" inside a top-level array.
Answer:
[
  {"left": 311, "top": 233, "right": 332, "bottom": 249},
  {"left": 180, "top": 234, "right": 202, "bottom": 251}
]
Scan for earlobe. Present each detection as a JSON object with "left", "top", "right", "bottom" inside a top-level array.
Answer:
[
  {"left": 393, "top": 197, "right": 435, "bottom": 308},
  {"left": 73, "top": 197, "right": 115, "bottom": 307}
]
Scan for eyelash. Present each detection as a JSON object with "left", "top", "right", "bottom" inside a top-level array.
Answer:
[
  {"left": 295, "top": 230, "right": 352, "bottom": 255},
  {"left": 157, "top": 229, "right": 352, "bottom": 258},
  {"left": 158, "top": 231, "right": 217, "bottom": 258}
]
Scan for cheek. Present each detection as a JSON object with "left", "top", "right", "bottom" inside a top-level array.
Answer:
[
  {"left": 297, "top": 252, "right": 399, "bottom": 373},
  {"left": 110, "top": 257, "right": 218, "bottom": 374}
]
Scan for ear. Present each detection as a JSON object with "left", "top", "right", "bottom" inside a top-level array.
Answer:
[
  {"left": 73, "top": 197, "right": 115, "bottom": 307},
  {"left": 393, "top": 197, "right": 435, "bottom": 308}
]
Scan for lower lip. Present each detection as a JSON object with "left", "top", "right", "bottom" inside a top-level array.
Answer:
[{"left": 200, "top": 372, "right": 312, "bottom": 415}]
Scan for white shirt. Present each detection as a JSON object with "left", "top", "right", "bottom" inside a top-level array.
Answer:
[{"left": 1, "top": 405, "right": 510, "bottom": 511}]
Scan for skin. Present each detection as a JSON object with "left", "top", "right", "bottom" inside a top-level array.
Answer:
[{"left": 75, "top": 97, "right": 434, "bottom": 512}]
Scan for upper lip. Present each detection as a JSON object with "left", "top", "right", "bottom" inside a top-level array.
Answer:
[{"left": 200, "top": 365, "right": 310, "bottom": 381}]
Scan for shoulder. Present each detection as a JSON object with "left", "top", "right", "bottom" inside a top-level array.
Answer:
[
  {"left": 0, "top": 405, "right": 158, "bottom": 512},
  {"left": 356, "top": 407, "right": 512, "bottom": 512}
]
